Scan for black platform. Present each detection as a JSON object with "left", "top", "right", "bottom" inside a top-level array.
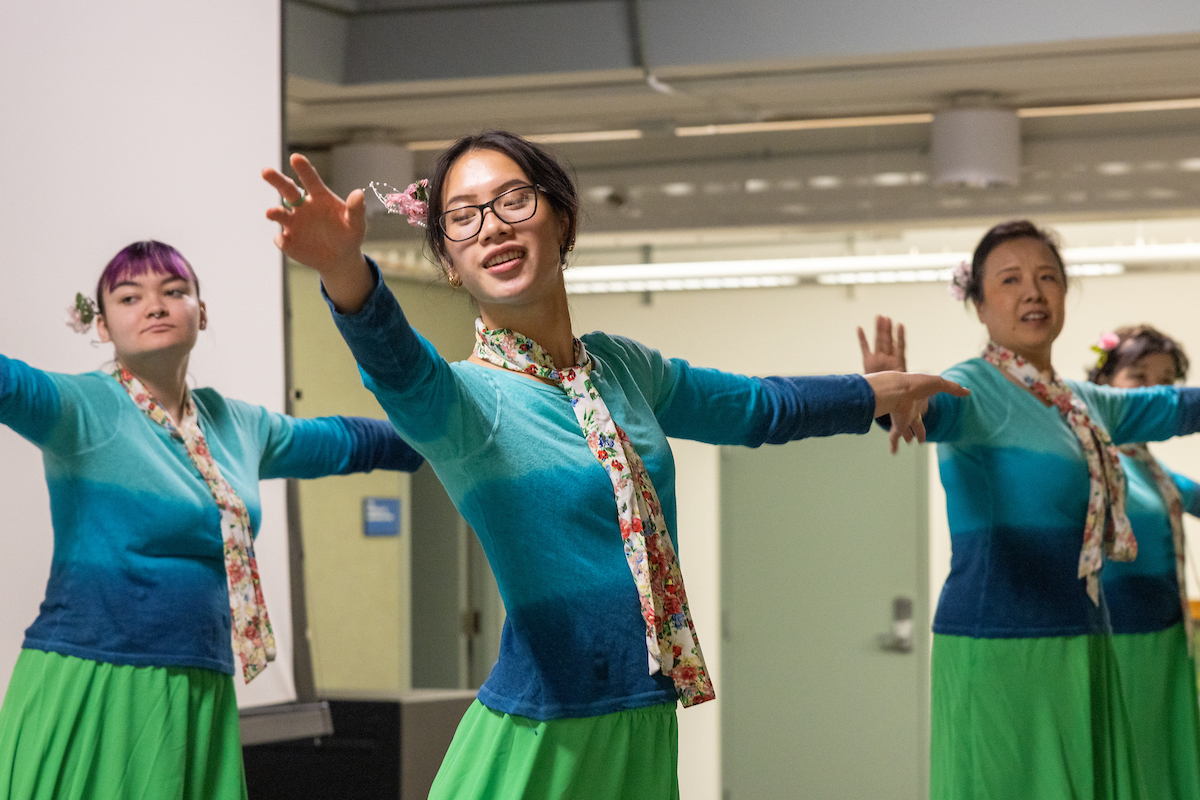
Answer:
[{"left": 243, "top": 690, "right": 476, "bottom": 800}]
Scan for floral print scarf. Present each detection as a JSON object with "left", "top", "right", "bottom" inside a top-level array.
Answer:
[
  {"left": 116, "top": 367, "right": 276, "bottom": 682},
  {"left": 473, "top": 319, "right": 715, "bottom": 707},
  {"left": 1118, "top": 442, "right": 1192, "bottom": 652},
  {"left": 983, "top": 342, "right": 1136, "bottom": 605}
]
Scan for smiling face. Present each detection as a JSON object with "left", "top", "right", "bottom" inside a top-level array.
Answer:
[
  {"left": 1109, "top": 353, "right": 1178, "bottom": 388},
  {"left": 974, "top": 237, "right": 1067, "bottom": 368},
  {"left": 440, "top": 148, "right": 568, "bottom": 315},
  {"left": 96, "top": 271, "right": 206, "bottom": 365}
]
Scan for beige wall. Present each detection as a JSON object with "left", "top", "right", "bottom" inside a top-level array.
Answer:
[{"left": 288, "top": 265, "right": 476, "bottom": 696}]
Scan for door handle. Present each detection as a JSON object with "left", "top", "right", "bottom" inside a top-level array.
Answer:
[{"left": 877, "top": 596, "right": 914, "bottom": 653}]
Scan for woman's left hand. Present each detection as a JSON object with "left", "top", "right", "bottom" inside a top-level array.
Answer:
[{"left": 865, "top": 371, "right": 969, "bottom": 454}]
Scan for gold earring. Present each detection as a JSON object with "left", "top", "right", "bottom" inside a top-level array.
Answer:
[{"left": 448, "top": 274, "right": 463, "bottom": 288}]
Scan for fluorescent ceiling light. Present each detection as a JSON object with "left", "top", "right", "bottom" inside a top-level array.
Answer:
[
  {"left": 1018, "top": 97, "right": 1200, "bottom": 118},
  {"left": 673, "top": 97, "right": 1200, "bottom": 138},
  {"left": 526, "top": 129, "right": 643, "bottom": 144},
  {"left": 405, "top": 97, "right": 1200, "bottom": 149},
  {"left": 675, "top": 114, "right": 933, "bottom": 137},
  {"left": 816, "top": 269, "right": 953, "bottom": 286},
  {"left": 564, "top": 243, "right": 1200, "bottom": 293},
  {"left": 815, "top": 263, "right": 1125, "bottom": 287},
  {"left": 406, "top": 138, "right": 457, "bottom": 151},
  {"left": 407, "top": 129, "right": 642, "bottom": 151},
  {"left": 566, "top": 276, "right": 800, "bottom": 294}
]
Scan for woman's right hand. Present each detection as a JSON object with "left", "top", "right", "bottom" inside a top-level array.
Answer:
[
  {"left": 865, "top": 371, "right": 968, "bottom": 454},
  {"left": 263, "top": 153, "right": 373, "bottom": 313},
  {"left": 857, "top": 315, "right": 907, "bottom": 373}
]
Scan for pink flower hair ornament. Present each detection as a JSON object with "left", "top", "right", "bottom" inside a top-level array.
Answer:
[
  {"left": 948, "top": 260, "right": 972, "bottom": 302},
  {"left": 66, "top": 293, "right": 98, "bottom": 334},
  {"left": 1091, "top": 331, "right": 1121, "bottom": 370},
  {"left": 369, "top": 179, "right": 429, "bottom": 227}
]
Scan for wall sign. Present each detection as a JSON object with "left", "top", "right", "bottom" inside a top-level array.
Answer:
[{"left": 363, "top": 497, "right": 401, "bottom": 537}]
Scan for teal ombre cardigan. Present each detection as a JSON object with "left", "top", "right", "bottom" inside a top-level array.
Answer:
[
  {"left": 329, "top": 262, "right": 878, "bottom": 720},
  {"left": 0, "top": 354, "right": 422, "bottom": 675}
]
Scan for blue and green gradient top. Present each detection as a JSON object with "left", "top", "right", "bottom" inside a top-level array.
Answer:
[
  {"left": 329, "top": 262, "right": 877, "bottom": 720},
  {"left": 924, "top": 358, "right": 1200, "bottom": 639},
  {"left": 0, "top": 354, "right": 422, "bottom": 675},
  {"left": 1104, "top": 455, "right": 1200, "bottom": 634}
]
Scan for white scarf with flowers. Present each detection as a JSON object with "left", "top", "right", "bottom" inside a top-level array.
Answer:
[
  {"left": 473, "top": 319, "right": 715, "bottom": 707},
  {"left": 1118, "top": 442, "right": 1193, "bottom": 652},
  {"left": 116, "top": 367, "right": 276, "bottom": 682},
  {"left": 983, "top": 342, "right": 1137, "bottom": 605}
]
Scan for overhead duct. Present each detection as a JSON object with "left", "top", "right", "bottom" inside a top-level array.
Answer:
[
  {"left": 932, "top": 107, "right": 1020, "bottom": 187},
  {"left": 330, "top": 140, "right": 413, "bottom": 214}
]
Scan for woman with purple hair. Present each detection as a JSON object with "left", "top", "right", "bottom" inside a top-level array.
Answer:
[{"left": 0, "top": 240, "right": 424, "bottom": 799}]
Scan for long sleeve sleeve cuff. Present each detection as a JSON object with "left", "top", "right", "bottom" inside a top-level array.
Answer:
[{"left": 755, "top": 374, "right": 875, "bottom": 444}]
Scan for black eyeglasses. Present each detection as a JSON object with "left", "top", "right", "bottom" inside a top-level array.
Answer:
[{"left": 438, "top": 185, "right": 540, "bottom": 242}]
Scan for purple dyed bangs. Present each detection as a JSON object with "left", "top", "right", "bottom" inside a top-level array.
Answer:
[{"left": 96, "top": 241, "right": 200, "bottom": 313}]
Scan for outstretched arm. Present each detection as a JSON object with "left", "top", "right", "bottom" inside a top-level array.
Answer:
[
  {"left": 1172, "top": 471, "right": 1200, "bottom": 519},
  {"left": 263, "top": 153, "right": 374, "bottom": 314},
  {"left": 0, "top": 354, "right": 59, "bottom": 445},
  {"left": 258, "top": 411, "right": 425, "bottom": 480},
  {"left": 618, "top": 335, "right": 966, "bottom": 451}
]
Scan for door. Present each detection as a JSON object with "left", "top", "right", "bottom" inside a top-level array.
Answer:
[
  {"left": 720, "top": 427, "right": 929, "bottom": 799},
  {"left": 411, "top": 462, "right": 505, "bottom": 690}
]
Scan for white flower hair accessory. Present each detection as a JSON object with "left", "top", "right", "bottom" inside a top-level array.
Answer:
[
  {"left": 949, "top": 260, "right": 972, "bottom": 302},
  {"left": 67, "top": 293, "right": 98, "bottom": 334},
  {"left": 369, "top": 179, "right": 429, "bottom": 227}
]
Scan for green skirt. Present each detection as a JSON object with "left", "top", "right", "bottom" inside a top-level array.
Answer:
[
  {"left": 428, "top": 700, "right": 679, "bottom": 800},
  {"left": 932, "top": 632, "right": 1147, "bottom": 800},
  {"left": 0, "top": 649, "right": 247, "bottom": 800},
  {"left": 1111, "top": 623, "right": 1200, "bottom": 800}
]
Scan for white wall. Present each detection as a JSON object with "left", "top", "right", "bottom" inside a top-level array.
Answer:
[
  {"left": 0, "top": 4, "right": 288, "bottom": 708},
  {"left": 568, "top": 243, "right": 1200, "bottom": 798}
]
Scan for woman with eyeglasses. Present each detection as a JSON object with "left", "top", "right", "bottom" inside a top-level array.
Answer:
[
  {"left": 1088, "top": 325, "right": 1200, "bottom": 800},
  {"left": 262, "top": 130, "right": 966, "bottom": 799}
]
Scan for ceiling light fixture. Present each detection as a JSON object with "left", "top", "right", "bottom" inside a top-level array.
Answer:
[
  {"left": 1017, "top": 97, "right": 1200, "bottom": 118},
  {"left": 406, "top": 129, "right": 643, "bottom": 151},
  {"left": 563, "top": 243, "right": 1200, "bottom": 293},
  {"left": 813, "top": 262, "right": 1124, "bottom": 287},
  {"left": 675, "top": 113, "right": 933, "bottom": 137},
  {"left": 567, "top": 276, "right": 800, "bottom": 294},
  {"left": 671, "top": 97, "right": 1200, "bottom": 139},
  {"left": 402, "top": 97, "right": 1200, "bottom": 151}
]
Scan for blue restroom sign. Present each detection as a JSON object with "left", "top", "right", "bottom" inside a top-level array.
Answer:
[{"left": 363, "top": 497, "right": 401, "bottom": 537}]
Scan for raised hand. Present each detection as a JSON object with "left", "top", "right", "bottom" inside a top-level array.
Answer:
[
  {"left": 864, "top": 371, "right": 969, "bottom": 454},
  {"left": 857, "top": 315, "right": 907, "bottom": 373},
  {"left": 263, "top": 153, "right": 373, "bottom": 312}
]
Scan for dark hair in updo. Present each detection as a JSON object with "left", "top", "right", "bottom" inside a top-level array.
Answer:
[
  {"left": 1087, "top": 325, "right": 1189, "bottom": 384},
  {"left": 962, "top": 220, "right": 1067, "bottom": 304},
  {"left": 423, "top": 130, "right": 579, "bottom": 271}
]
